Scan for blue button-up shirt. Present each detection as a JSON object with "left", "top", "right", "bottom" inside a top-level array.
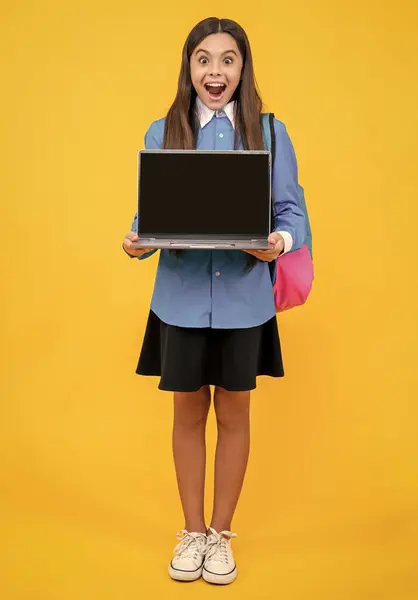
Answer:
[{"left": 130, "top": 103, "right": 305, "bottom": 329}]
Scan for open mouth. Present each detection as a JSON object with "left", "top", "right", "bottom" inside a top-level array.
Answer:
[{"left": 204, "top": 82, "right": 227, "bottom": 101}]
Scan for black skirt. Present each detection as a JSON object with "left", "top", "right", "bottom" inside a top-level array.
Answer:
[{"left": 136, "top": 311, "right": 284, "bottom": 392}]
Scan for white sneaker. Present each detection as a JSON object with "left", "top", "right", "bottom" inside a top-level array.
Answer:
[
  {"left": 202, "top": 527, "right": 238, "bottom": 585},
  {"left": 168, "top": 530, "right": 207, "bottom": 582}
]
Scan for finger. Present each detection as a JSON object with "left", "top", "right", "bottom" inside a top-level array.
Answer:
[
  {"left": 124, "top": 239, "right": 142, "bottom": 255},
  {"left": 247, "top": 249, "right": 272, "bottom": 256},
  {"left": 258, "top": 256, "right": 271, "bottom": 262},
  {"left": 126, "top": 231, "right": 139, "bottom": 241},
  {"left": 124, "top": 248, "right": 141, "bottom": 257},
  {"left": 244, "top": 250, "right": 279, "bottom": 261},
  {"left": 255, "top": 249, "right": 274, "bottom": 255},
  {"left": 260, "top": 252, "right": 280, "bottom": 262},
  {"left": 126, "top": 240, "right": 145, "bottom": 250}
]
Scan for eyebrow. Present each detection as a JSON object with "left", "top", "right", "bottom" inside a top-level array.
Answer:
[{"left": 195, "top": 48, "right": 238, "bottom": 57}]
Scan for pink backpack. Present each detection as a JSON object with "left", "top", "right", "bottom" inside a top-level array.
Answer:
[
  {"left": 272, "top": 244, "right": 314, "bottom": 312},
  {"left": 262, "top": 113, "right": 314, "bottom": 312}
]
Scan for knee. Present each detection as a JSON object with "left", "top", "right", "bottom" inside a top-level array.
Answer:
[
  {"left": 174, "top": 386, "right": 211, "bottom": 429},
  {"left": 214, "top": 387, "right": 250, "bottom": 430}
]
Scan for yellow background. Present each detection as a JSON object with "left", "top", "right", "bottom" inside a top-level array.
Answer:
[{"left": 1, "top": 1, "right": 418, "bottom": 598}]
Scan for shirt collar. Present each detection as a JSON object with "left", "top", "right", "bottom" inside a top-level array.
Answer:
[{"left": 196, "top": 95, "right": 236, "bottom": 129}]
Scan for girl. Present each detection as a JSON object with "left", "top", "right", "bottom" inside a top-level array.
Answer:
[{"left": 123, "top": 17, "right": 305, "bottom": 585}]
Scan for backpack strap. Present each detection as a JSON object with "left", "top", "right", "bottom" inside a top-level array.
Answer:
[
  {"left": 261, "top": 112, "right": 275, "bottom": 158},
  {"left": 261, "top": 113, "right": 277, "bottom": 281},
  {"left": 268, "top": 113, "right": 276, "bottom": 164},
  {"left": 261, "top": 112, "right": 276, "bottom": 230}
]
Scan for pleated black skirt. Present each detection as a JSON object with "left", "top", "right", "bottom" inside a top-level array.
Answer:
[{"left": 136, "top": 310, "right": 284, "bottom": 392}]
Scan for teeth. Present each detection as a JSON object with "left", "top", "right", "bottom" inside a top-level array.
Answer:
[{"left": 206, "top": 83, "right": 225, "bottom": 87}]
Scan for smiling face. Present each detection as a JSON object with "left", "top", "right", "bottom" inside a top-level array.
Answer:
[{"left": 190, "top": 33, "right": 244, "bottom": 110}]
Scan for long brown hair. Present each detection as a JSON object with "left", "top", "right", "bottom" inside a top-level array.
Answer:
[
  {"left": 163, "top": 17, "right": 265, "bottom": 150},
  {"left": 164, "top": 18, "right": 265, "bottom": 271}
]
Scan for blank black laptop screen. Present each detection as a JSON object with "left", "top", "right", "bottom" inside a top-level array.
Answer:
[{"left": 138, "top": 152, "right": 271, "bottom": 236}]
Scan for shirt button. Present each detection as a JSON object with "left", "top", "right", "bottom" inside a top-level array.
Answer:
[
  {"left": 219, "top": 133, "right": 224, "bottom": 139},
  {"left": 215, "top": 271, "right": 221, "bottom": 277},
  {"left": 217, "top": 111, "right": 225, "bottom": 117}
]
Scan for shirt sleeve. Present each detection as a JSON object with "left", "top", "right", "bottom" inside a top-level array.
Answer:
[
  {"left": 271, "top": 119, "right": 306, "bottom": 253},
  {"left": 125, "top": 119, "right": 165, "bottom": 260}
]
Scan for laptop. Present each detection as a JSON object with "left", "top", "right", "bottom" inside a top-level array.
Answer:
[{"left": 131, "top": 149, "right": 274, "bottom": 250}]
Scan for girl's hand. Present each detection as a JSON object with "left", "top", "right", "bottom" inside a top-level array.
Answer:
[
  {"left": 244, "top": 232, "right": 285, "bottom": 262},
  {"left": 123, "top": 232, "right": 153, "bottom": 257}
]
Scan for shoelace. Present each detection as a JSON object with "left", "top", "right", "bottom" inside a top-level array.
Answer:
[
  {"left": 205, "top": 527, "right": 237, "bottom": 564},
  {"left": 174, "top": 530, "right": 207, "bottom": 561}
]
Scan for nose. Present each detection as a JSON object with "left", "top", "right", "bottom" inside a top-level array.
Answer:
[{"left": 209, "top": 60, "right": 222, "bottom": 77}]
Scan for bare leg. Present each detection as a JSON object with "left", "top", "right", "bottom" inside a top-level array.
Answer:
[
  {"left": 210, "top": 386, "right": 251, "bottom": 532},
  {"left": 172, "top": 386, "right": 211, "bottom": 533}
]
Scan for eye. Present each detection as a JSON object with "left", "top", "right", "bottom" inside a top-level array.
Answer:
[
  {"left": 199, "top": 56, "right": 209, "bottom": 64},
  {"left": 224, "top": 57, "right": 233, "bottom": 65}
]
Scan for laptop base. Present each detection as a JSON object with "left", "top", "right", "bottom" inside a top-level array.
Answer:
[{"left": 131, "top": 238, "right": 274, "bottom": 250}]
